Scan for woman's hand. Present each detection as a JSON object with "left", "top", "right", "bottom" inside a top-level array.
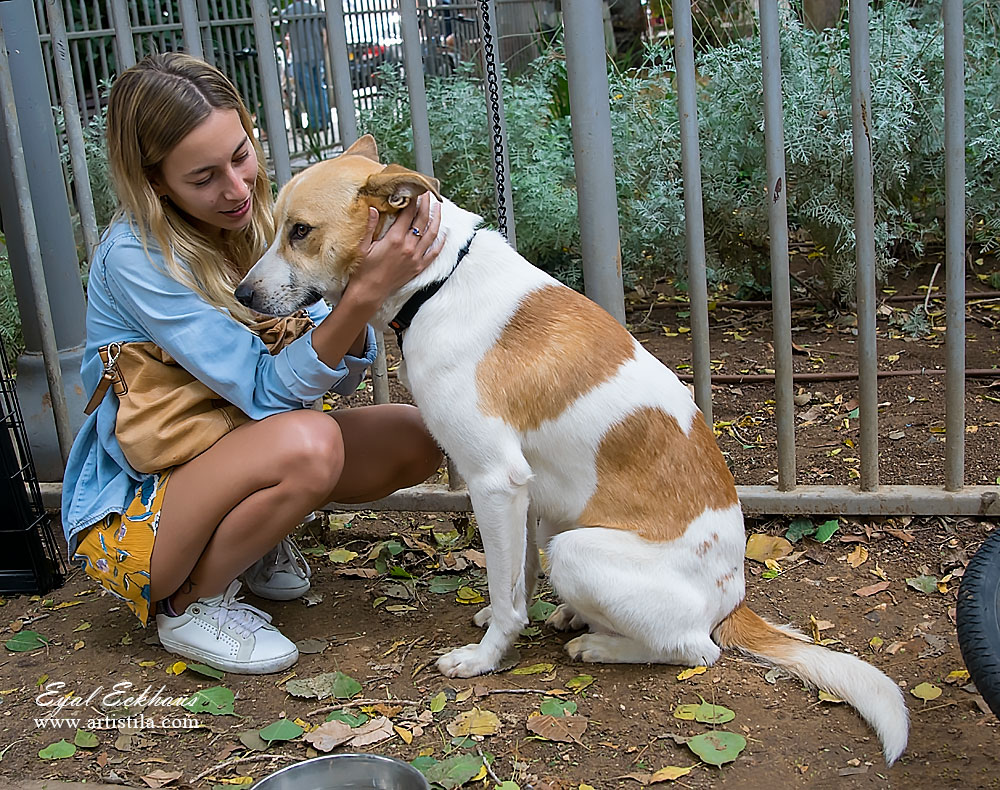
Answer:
[{"left": 346, "top": 193, "right": 445, "bottom": 308}]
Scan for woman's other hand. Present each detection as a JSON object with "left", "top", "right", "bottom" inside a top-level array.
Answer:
[{"left": 347, "top": 194, "right": 445, "bottom": 307}]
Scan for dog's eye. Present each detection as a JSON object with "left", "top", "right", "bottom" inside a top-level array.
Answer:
[{"left": 289, "top": 222, "right": 312, "bottom": 242}]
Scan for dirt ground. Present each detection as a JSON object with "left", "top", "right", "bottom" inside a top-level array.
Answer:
[{"left": 1, "top": 257, "right": 998, "bottom": 789}]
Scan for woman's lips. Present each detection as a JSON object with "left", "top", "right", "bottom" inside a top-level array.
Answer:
[{"left": 223, "top": 196, "right": 251, "bottom": 218}]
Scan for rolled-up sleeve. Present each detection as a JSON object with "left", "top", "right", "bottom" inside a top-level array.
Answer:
[{"left": 100, "top": 233, "right": 372, "bottom": 418}]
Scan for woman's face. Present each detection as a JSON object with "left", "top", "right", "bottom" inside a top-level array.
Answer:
[{"left": 154, "top": 108, "right": 258, "bottom": 235}]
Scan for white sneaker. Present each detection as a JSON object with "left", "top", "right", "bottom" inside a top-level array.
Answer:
[
  {"left": 156, "top": 580, "right": 298, "bottom": 674},
  {"left": 243, "top": 537, "right": 312, "bottom": 601}
]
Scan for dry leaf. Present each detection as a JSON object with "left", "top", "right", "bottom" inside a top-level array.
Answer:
[
  {"left": 745, "top": 534, "right": 794, "bottom": 563},
  {"left": 140, "top": 769, "right": 182, "bottom": 788},
  {"left": 847, "top": 545, "right": 868, "bottom": 568},
  {"left": 303, "top": 720, "right": 354, "bottom": 752},
  {"left": 854, "top": 581, "right": 890, "bottom": 597},
  {"left": 676, "top": 666, "right": 707, "bottom": 681},
  {"left": 446, "top": 707, "right": 501, "bottom": 737},
  {"left": 526, "top": 713, "right": 588, "bottom": 743},
  {"left": 650, "top": 765, "right": 694, "bottom": 783},
  {"left": 346, "top": 716, "right": 395, "bottom": 747}
]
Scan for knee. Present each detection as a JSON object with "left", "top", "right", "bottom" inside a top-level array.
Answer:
[{"left": 273, "top": 411, "right": 345, "bottom": 494}]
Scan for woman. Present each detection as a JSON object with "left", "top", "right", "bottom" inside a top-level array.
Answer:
[{"left": 61, "top": 52, "right": 444, "bottom": 674}]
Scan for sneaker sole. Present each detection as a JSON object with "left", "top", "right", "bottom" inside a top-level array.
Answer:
[
  {"left": 158, "top": 635, "right": 299, "bottom": 675},
  {"left": 243, "top": 579, "right": 311, "bottom": 602}
]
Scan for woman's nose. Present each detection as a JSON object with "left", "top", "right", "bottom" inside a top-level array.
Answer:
[{"left": 223, "top": 167, "right": 250, "bottom": 199}]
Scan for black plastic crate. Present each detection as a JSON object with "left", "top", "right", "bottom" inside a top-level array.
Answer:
[{"left": 0, "top": 338, "right": 65, "bottom": 596}]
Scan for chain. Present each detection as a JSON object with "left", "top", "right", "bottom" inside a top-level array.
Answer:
[{"left": 479, "top": 0, "right": 508, "bottom": 239}]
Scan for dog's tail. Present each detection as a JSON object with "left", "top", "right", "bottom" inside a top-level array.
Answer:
[{"left": 712, "top": 603, "right": 908, "bottom": 765}]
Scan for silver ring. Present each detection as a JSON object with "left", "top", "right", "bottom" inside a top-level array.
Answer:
[{"left": 410, "top": 226, "right": 421, "bottom": 237}]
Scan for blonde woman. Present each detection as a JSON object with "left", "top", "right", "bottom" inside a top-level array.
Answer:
[{"left": 62, "top": 52, "right": 444, "bottom": 673}]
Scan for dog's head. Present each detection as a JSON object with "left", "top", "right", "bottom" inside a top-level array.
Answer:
[{"left": 235, "top": 135, "right": 440, "bottom": 315}]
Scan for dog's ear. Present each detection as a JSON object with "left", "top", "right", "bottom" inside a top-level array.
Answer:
[
  {"left": 342, "top": 134, "right": 380, "bottom": 162},
  {"left": 361, "top": 165, "right": 442, "bottom": 212}
]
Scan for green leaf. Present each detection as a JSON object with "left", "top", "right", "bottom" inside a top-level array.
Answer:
[
  {"left": 693, "top": 700, "right": 735, "bottom": 724},
  {"left": 386, "top": 540, "right": 404, "bottom": 556},
  {"left": 389, "top": 566, "right": 415, "bottom": 579},
  {"left": 327, "top": 548, "right": 358, "bottom": 563},
  {"left": 411, "top": 755, "right": 439, "bottom": 772},
  {"left": 527, "top": 599, "right": 557, "bottom": 622},
  {"left": 73, "top": 729, "right": 99, "bottom": 748},
  {"left": 686, "top": 731, "right": 747, "bottom": 766},
  {"left": 287, "top": 671, "right": 362, "bottom": 700},
  {"left": 186, "top": 662, "right": 225, "bottom": 680},
  {"left": 785, "top": 517, "right": 815, "bottom": 543},
  {"left": 331, "top": 671, "right": 362, "bottom": 698},
  {"left": 325, "top": 710, "right": 369, "bottom": 727},
  {"left": 565, "top": 674, "right": 594, "bottom": 693},
  {"left": 5, "top": 630, "right": 49, "bottom": 652},
  {"left": 258, "top": 719, "right": 304, "bottom": 743},
  {"left": 429, "top": 691, "right": 447, "bottom": 713},
  {"left": 238, "top": 730, "right": 269, "bottom": 751},
  {"left": 906, "top": 574, "right": 939, "bottom": 594},
  {"left": 539, "top": 697, "right": 577, "bottom": 717},
  {"left": 423, "top": 753, "right": 484, "bottom": 789},
  {"left": 38, "top": 740, "right": 76, "bottom": 760},
  {"left": 182, "top": 686, "right": 235, "bottom": 716},
  {"left": 847, "top": 407, "right": 860, "bottom": 418},
  {"left": 813, "top": 519, "right": 840, "bottom": 543},
  {"left": 428, "top": 576, "right": 465, "bottom": 594}
]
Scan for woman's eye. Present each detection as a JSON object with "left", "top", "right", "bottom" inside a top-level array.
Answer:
[
  {"left": 193, "top": 175, "right": 212, "bottom": 187},
  {"left": 290, "top": 223, "right": 311, "bottom": 241}
]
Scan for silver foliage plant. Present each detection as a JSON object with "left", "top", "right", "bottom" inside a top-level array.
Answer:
[{"left": 362, "top": 0, "right": 999, "bottom": 298}]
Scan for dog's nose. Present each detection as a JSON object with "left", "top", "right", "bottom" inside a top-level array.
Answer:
[{"left": 234, "top": 282, "right": 255, "bottom": 308}]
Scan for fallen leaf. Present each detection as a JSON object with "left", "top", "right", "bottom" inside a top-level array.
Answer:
[
  {"left": 140, "top": 769, "right": 183, "bottom": 788},
  {"left": 677, "top": 666, "right": 707, "bottom": 681},
  {"left": 511, "top": 662, "right": 554, "bottom": 676},
  {"left": 566, "top": 674, "right": 594, "bottom": 693},
  {"left": 686, "top": 731, "right": 746, "bottom": 766},
  {"left": 944, "top": 669, "right": 970, "bottom": 685},
  {"left": 181, "top": 686, "right": 234, "bottom": 716},
  {"left": 907, "top": 575, "right": 939, "bottom": 594},
  {"left": 911, "top": 682, "right": 942, "bottom": 701},
  {"left": 285, "top": 671, "right": 361, "bottom": 700},
  {"left": 446, "top": 707, "right": 501, "bottom": 737},
  {"left": 258, "top": 719, "right": 304, "bottom": 743},
  {"left": 429, "top": 691, "right": 447, "bottom": 713},
  {"left": 5, "top": 630, "right": 48, "bottom": 652},
  {"left": 38, "top": 740, "right": 76, "bottom": 760},
  {"left": 650, "top": 765, "right": 695, "bottom": 783},
  {"left": 526, "top": 713, "right": 588, "bottom": 743},
  {"left": 74, "top": 730, "right": 99, "bottom": 749},
  {"left": 854, "top": 581, "right": 891, "bottom": 597},
  {"left": 327, "top": 549, "right": 358, "bottom": 563},
  {"left": 745, "top": 534, "right": 793, "bottom": 563},
  {"left": 539, "top": 697, "right": 577, "bottom": 717},
  {"left": 847, "top": 545, "right": 869, "bottom": 568},
  {"left": 422, "top": 753, "right": 484, "bottom": 790},
  {"left": 346, "top": 716, "right": 395, "bottom": 747}
]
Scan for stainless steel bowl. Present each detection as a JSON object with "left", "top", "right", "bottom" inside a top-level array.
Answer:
[{"left": 252, "top": 753, "right": 430, "bottom": 790}]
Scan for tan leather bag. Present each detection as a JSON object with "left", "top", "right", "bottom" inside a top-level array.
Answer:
[{"left": 86, "top": 312, "right": 314, "bottom": 474}]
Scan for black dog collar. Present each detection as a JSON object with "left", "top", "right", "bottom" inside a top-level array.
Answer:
[{"left": 388, "top": 231, "right": 477, "bottom": 353}]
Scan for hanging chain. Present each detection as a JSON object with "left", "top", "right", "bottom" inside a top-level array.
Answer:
[{"left": 479, "top": 0, "right": 508, "bottom": 239}]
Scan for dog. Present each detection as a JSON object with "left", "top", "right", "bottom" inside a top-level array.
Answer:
[{"left": 235, "top": 135, "right": 909, "bottom": 764}]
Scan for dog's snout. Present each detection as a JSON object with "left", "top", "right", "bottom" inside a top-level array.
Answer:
[{"left": 234, "top": 282, "right": 255, "bottom": 308}]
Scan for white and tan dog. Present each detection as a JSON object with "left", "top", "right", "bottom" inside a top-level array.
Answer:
[{"left": 236, "top": 136, "right": 908, "bottom": 764}]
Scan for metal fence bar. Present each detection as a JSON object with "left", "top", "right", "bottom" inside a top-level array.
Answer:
[
  {"left": 672, "top": 0, "right": 712, "bottom": 425},
  {"left": 943, "top": 0, "right": 965, "bottom": 492},
  {"left": 324, "top": 0, "right": 357, "bottom": 146},
  {"left": 178, "top": 0, "right": 203, "bottom": 58},
  {"left": 45, "top": 0, "right": 100, "bottom": 259},
  {"left": 323, "top": 484, "right": 1000, "bottom": 517},
  {"left": 563, "top": 0, "right": 624, "bottom": 325},
  {"left": 400, "top": 0, "right": 433, "bottom": 176},
  {"left": 848, "top": 0, "right": 879, "bottom": 491},
  {"left": 248, "top": 0, "right": 291, "bottom": 186},
  {"left": 107, "top": 0, "right": 136, "bottom": 69},
  {"left": 758, "top": 0, "right": 795, "bottom": 490},
  {"left": 0, "top": 18, "right": 73, "bottom": 468}
]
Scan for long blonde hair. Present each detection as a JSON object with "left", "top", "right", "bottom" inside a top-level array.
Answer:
[{"left": 106, "top": 52, "right": 274, "bottom": 323}]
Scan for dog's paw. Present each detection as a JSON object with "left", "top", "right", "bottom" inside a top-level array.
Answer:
[
  {"left": 473, "top": 606, "right": 492, "bottom": 628},
  {"left": 546, "top": 603, "right": 587, "bottom": 632},
  {"left": 437, "top": 644, "right": 498, "bottom": 678},
  {"left": 565, "top": 634, "right": 620, "bottom": 663}
]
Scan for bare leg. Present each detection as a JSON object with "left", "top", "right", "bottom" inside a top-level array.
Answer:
[{"left": 151, "top": 404, "right": 440, "bottom": 610}]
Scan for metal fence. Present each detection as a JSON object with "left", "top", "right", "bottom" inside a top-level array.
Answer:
[
  {"left": 4, "top": 0, "right": 998, "bottom": 517},
  {"left": 33, "top": 0, "right": 552, "bottom": 162}
]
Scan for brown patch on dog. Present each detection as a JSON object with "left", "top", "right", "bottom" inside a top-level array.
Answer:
[
  {"left": 476, "top": 285, "right": 635, "bottom": 432},
  {"left": 579, "top": 407, "right": 738, "bottom": 542},
  {"left": 713, "top": 603, "right": 806, "bottom": 656},
  {"left": 716, "top": 568, "right": 738, "bottom": 589}
]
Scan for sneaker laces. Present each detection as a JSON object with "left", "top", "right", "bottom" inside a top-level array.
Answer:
[
  {"left": 259, "top": 537, "right": 312, "bottom": 582},
  {"left": 206, "top": 580, "right": 274, "bottom": 639}
]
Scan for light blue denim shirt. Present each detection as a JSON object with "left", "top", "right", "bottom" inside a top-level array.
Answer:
[{"left": 61, "top": 219, "right": 376, "bottom": 554}]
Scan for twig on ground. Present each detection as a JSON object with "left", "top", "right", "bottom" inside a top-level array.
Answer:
[
  {"left": 192, "top": 753, "right": 297, "bottom": 783},
  {"left": 306, "top": 698, "right": 422, "bottom": 717},
  {"left": 923, "top": 262, "right": 942, "bottom": 315},
  {"left": 478, "top": 746, "right": 504, "bottom": 784},
  {"left": 485, "top": 688, "right": 560, "bottom": 696}
]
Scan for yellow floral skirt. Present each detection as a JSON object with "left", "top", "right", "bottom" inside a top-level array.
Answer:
[{"left": 72, "top": 471, "right": 172, "bottom": 625}]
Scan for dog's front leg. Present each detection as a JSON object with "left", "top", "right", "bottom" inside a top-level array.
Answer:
[{"left": 437, "top": 469, "right": 531, "bottom": 678}]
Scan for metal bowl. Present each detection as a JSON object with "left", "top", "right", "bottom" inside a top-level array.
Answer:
[{"left": 252, "top": 753, "right": 429, "bottom": 790}]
